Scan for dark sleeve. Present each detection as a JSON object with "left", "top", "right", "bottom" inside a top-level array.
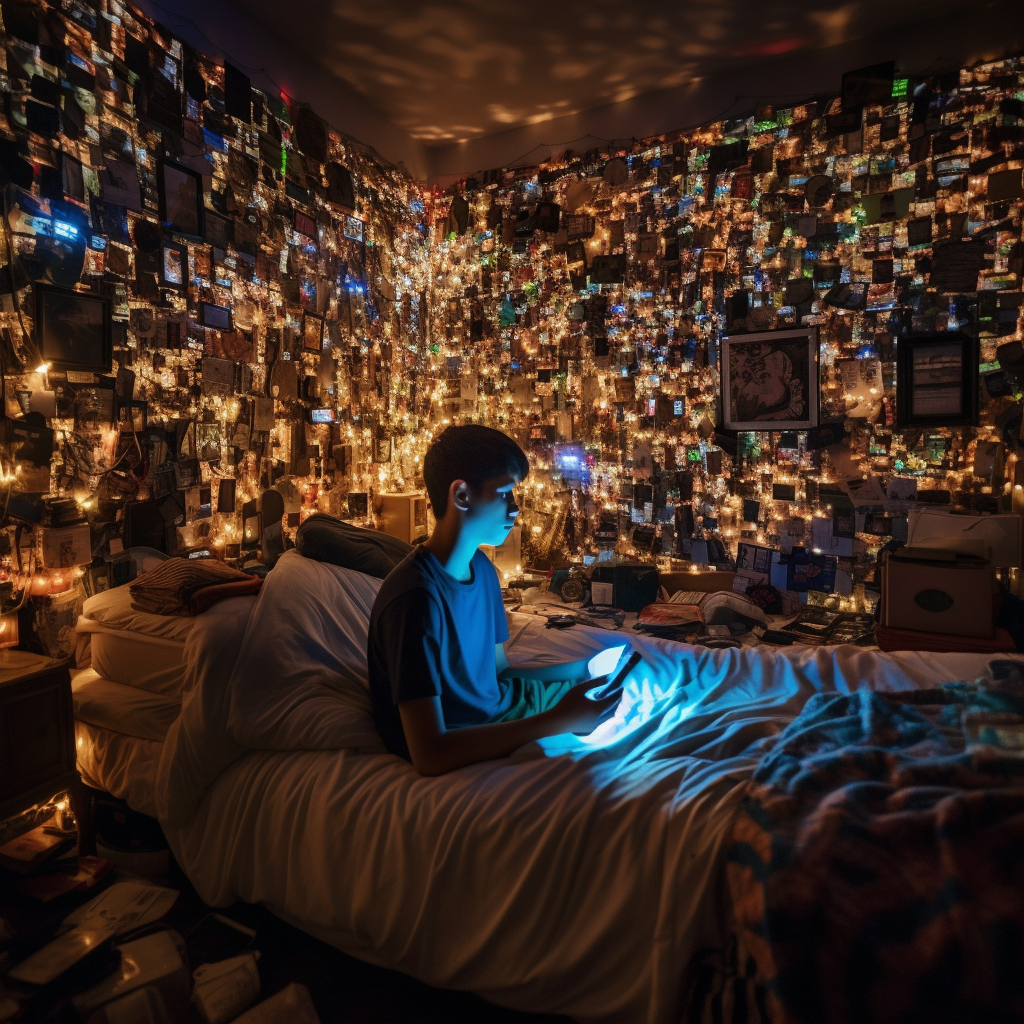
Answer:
[
  {"left": 376, "top": 589, "right": 444, "bottom": 705},
  {"left": 485, "top": 557, "right": 510, "bottom": 644}
]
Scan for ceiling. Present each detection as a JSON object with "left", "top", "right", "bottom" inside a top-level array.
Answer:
[
  {"left": 145, "top": 0, "right": 1023, "bottom": 177},
  {"left": 222, "top": 0, "right": 981, "bottom": 145}
]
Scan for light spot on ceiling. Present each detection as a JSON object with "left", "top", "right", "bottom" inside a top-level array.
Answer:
[{"left": 222, "top": 0, "right": 978, "bottom": 143}]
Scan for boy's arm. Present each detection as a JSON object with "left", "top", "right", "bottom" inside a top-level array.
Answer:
[
  {"left": 399, "top": 686, "right": 619, "bottom": 777},
  {"left": 494, "top": 642, "right": 590, "bottom": 683}
]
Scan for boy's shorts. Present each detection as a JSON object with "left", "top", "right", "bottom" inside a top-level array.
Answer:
[{"left": 496, "top": 677, "right": 575, "bottom": 722}]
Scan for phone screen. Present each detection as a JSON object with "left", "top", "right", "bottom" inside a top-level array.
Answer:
[
  {"left": 586, "top": 645, "right": 626, "bottom": 680},
  {"left": 586, "top": 650, "right": 641, "bottom": 700}
]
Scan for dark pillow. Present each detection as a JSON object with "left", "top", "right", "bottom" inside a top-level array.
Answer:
[{"left": 295, "top": 514, "right": 412, "bottom": 579}]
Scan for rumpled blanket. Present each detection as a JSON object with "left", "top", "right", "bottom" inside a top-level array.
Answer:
[{"left": 726, "top": 663, "right": 1024, "bottom": 1024}]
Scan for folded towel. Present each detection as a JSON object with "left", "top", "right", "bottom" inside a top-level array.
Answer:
[
  {"left": 130, "top": 557, "right": 252, "bottom": 616},
  {"left": 188, "top": 576, "right": 264, "bottom": 615}
]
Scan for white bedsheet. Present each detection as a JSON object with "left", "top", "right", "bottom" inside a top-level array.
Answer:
[
  {"left": 77, "top": 625, "right": 187, "bottom": 696},
  {"left": 75, "top": 720, "right": 164, "bottom": 818},
  {"left": 155, "top": 551, "right": 1023, "bottom": 1024},
  {"left": 72, "top": 670, "right": 181, "bottom": 740}
]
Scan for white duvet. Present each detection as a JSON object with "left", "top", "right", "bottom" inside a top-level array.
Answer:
[{"left": 155, "top": 551, "right": 1022, "bottom": 1024}]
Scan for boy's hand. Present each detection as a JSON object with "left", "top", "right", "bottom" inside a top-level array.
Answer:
[{"left": 550, "top": 677, "right": 622, "bottom": 736}]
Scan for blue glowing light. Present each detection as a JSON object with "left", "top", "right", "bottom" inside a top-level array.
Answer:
[
  {"left": 580, "top": 664, "right": 683, "bottom": 749},
  {"left": 587, "top": 645, "right": 627, "bottom": 679}
]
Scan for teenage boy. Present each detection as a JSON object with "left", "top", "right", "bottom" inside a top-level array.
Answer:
[{"left": 368, "top": 425, "right": 622, "bottom": 776}]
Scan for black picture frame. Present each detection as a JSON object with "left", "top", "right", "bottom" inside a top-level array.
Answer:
[
  {"left": 293, "top": 209, "right": 316, "bottom": 240},
  {"left": 203, "top": 210, "right": 232, "bottom": 249},
  {"left": 118, "top": 399, "right": 148, "bottom": 432},
  {"left": 157, "top": 159, "right": 204, "bottom": 239},
  {"left": 895, "top": 331, "right": 978, "bottom": 427},
  {"left": 199, "top": 301, "right": 233, "bottom": 332},
  {"left": 34, "top": 284, "right": 112, "bottom": 372}
]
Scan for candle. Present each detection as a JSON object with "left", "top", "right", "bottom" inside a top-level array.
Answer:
[{"left": 0, "top": 610, "right": 18, "bottom": 648}]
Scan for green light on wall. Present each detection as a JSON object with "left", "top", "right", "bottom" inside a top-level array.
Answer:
[{"left": 892, "top": 78, "right": 909, "bottom": 98}]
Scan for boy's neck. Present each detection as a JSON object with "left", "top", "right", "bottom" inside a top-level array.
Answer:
[{"left": 422, "top": 522, "right": 477, "bottom": 582}]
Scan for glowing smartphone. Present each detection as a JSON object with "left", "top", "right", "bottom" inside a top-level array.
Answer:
[
  {"left": 586, "top": 650, "right": 642, "bottom": 701},
  {"left": 586, "top": 644, "right": 626, "bottom": 680}
]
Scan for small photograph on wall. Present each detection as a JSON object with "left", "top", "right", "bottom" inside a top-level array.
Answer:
[
  {"left": 303, "top": 313, "right": 324, "bottom": 352},
  {"left": 913, "top": 341, "right": 962, "bottom": 416},
  {"left": 158, "top": 160, "right": 204, "bottom": 238},
  {"left": 721, "top": 327, "right": 819, "bottom": 431}
]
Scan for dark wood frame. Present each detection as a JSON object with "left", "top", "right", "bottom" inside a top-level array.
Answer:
[
  {"left": 34, "top": 283, "right": 113, "bottom": 373},
  {"left": 157, "top": 158, "right": 205, "bottom": 239},
  {"left": 302, "top": 312, "right": 325, "bottom": 352},
  {"left": 160, "top": 238, "right": 189, "bottom": 291},
  {"left": 895, "top": 331, "right": 978, "bottom": 427}
]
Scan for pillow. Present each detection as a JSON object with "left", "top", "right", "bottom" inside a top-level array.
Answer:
[
  {"left": 294, "top": 513, "right": 412, "bottom": 579},
  {"left": 225, "top": 550, "right": 385, "bottom": 752},
  {"left": 82, "top": 586, "right": 197, "bottom": 643}
]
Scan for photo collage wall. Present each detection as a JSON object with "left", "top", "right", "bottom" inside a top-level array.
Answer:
[{"left": 0, "top": 0, "right": 1023, "bottom": 654}]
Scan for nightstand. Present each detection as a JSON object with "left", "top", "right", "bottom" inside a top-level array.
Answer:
[{"left": 0, "top": 650, "right": 92, "bottom": 853}]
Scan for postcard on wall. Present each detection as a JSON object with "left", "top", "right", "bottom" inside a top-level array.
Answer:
[
  {"left": 838, "top": 357, "right": 883, "bottom": 419},
  {"left": 99, "top": 160, "right": 142, "bottom": 212},
  {"left": 735, "top": 542, "right": 774, "bottom": 585}
]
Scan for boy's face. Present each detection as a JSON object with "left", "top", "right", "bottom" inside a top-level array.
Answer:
[{"left": 463, "top": 472, "right": 521, "bottom": 548}]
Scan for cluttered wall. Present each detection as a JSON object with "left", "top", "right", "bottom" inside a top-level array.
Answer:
[{"left": 1, "top": 0, "right": 1023, "bottom": 658}]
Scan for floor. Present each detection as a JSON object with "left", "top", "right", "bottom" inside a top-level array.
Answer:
[{"left": 165, "top": 861, "right": 575, "bottom": 1024}]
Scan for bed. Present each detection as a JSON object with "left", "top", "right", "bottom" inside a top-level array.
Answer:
[
  {"left": 71, "top": 553, "right": 1024, "bottom": 1024},
  {"left": 71, "top": 589, "right": 259, "bottom": 818}
]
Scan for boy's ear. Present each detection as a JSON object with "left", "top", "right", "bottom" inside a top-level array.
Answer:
[{"left": 451, "top": 479, "right": 470, "bottom": 514}]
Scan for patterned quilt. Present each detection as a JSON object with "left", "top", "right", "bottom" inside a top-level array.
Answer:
[{"left": 726, "top": 661, "right": 1024, "bottom": 1024}]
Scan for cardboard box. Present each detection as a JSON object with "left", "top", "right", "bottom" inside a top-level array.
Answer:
[
  {"left": 882, "top": 550, "right": 994, "bottom": 638},
  {"left": 906, "top": 509, "right": 1023, "bottom": 567},
  {"left": 378, "top": 492, "right": 428, "bottom": 545}
]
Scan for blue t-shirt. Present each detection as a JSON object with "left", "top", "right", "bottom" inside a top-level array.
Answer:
[{"left": 367, "top": 546, "right": 511, "bottom": 760}]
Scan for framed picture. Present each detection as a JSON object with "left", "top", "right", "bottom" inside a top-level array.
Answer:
[
  {"left": 293, "top": 209, "right": 316, "bottom": 240},
  {"left": 199, "top": 301, "right": 232, "bottom": 331},
  {"left": 343, "top": 215, "right": 364, "bottom": 243},
  {"left": 895, "top": 331, "right": 978, "bottom": 427},
  {"left": 34, "top": 284, "right": 112, "bottom": 372},
  {"left": 736, "top": 541, "right": 773, "bottom": 584},
  {"left": 160, "top": 239, "right": 188, "bottom": 290},
  {"left": 721, "top": 327, "right": 819, "bottom": 431},
  {"left": 302, "top": 312, "right": 324, "bottom": 352},
  {"left": 118, "top": 399, "right": 148, "bottom": 432},
  {"left": 73, "top": 380, "right": 116, "bottom": 427},
  {"left": 203, "top": 210, "right": 232, "bottom": 250},
  {"left": 157, "top": 159, "right": 204, "bottom": 239}
]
